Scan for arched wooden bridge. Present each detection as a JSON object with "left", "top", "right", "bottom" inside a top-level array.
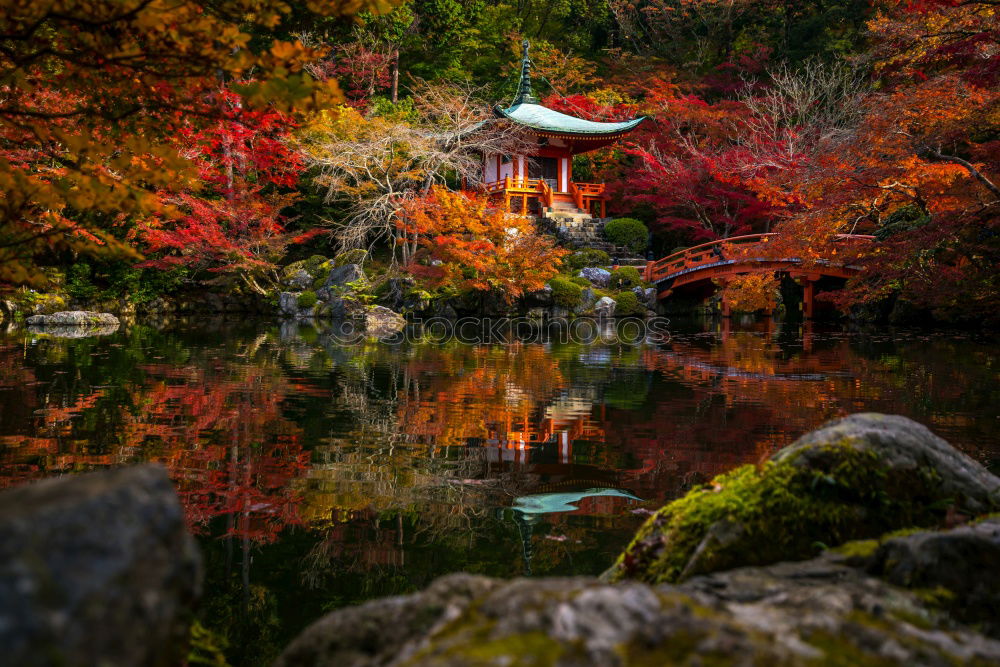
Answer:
[{"left": 641, "top": 233, "right": 875, "bottom": 317}]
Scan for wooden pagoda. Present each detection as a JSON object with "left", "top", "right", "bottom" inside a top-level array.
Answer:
[{"left": 483, "top": 40, "right": 644, "bottom": 217}]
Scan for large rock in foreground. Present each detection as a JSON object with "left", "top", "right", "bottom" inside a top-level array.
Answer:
[
  {"left": 605, "top": 413, "right": 1000, "bottom": 585},
  {"left": 0, "top": 465, "right": 202, "bottom": 667},
  {"left": 277, "top": 522, "right": 1000, "bottom": 666},
  {"left": 866, "top": 517, "right": 1000, "bottom": 637}
]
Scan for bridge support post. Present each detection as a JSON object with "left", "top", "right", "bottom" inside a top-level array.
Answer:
[
  {"left": 793, "top": 274, "right": 820, "bottom": 320},
  {"left": 715, "top": 278, "right": 732, "bottom": 317},
  {"left": 803, "top": 280, "right": 814, "bottom": 319}
]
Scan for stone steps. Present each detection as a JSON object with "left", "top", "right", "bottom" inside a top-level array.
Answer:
[{"left": 537, "top": 210, "right": 646, "bottom": 265}]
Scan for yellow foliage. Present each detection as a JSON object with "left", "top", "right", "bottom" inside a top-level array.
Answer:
[
  {"left": 0, "top": 0, "right": 390, "bottom": 286},
  {"left": 719, "top": 273, "right": 780, "bottom": 313}
]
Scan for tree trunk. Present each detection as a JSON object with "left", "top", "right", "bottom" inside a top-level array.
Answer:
[{"left": 391, "top": 49, "right": 399, "bottom": 104}]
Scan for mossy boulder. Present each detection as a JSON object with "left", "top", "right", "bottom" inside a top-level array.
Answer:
[
  {"left": 13, "top": 291, "right": 66, "bottom": 316},
  {"left": 284, "top": 256, "right": 334, "bottom": 289},
  {"left": 25, "top": 311, "right": 119, "bottom": 327},
  {"left": 864, "top": 516, "right": 1000, "bottom": 637},
  {"left": 364, "top": 306, "right": 405, "bottom": 337},
  {"left": 605, "top": 413, "right": 1000, "bottom": 585},
  {"left": 333, "top": 249, "right": 367, "bottom": 267},
  {"left": 323, "top": 264, "right": 366, "bottom": 290},
  {"left": 277, "top": 562, "right": 1000, "bottom": 667},
  {"left": 562, "top": 248, "right": 610, "bottom": 272},
  {"left": 296, "top": 291, "right": 318, "bottom": 309},
  {"left": 276, "top": 415, "right": 1000, "bottom": 667}
]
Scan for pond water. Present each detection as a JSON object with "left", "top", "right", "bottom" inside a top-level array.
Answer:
[{"left": 1, "top": 317, "right": 997, "bottom": 665}]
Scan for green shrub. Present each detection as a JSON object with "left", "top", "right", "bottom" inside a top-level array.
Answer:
[
  {"left": 297, "top": 291, "right": 318, "bottom": 308},
  {"left": 369, "top": 96, "right": 419, "bottom": 123},
  {"left": 613, "top": 290, "right": 644, "bottom": 316},
  {"left": 604, "top": 218, "right": 649, "bottom": 253},
  {"left": 549, "top": 277, "right": 584, "bottom": 308},
  {"left": 569, "top": 276, "right": 591, "bottom": 287},
  {"left": 66, "top": 260, "right": 187, "bottom": 305},
  {"left": 609, "top": 266, "right": 643, "bottom": 290},
  {"left": 563, "top": 248, "right": 610, "bottom": 272},
  {"left": 66, "top": 263, "right": 99, "bottom": 300},
  {"left": 334, "top": 249, "right": 368, "bottom": 267}
]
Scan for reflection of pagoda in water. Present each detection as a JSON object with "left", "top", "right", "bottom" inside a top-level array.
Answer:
[{"left": 482, "top": 392, "right": 605, "bottom": 464}]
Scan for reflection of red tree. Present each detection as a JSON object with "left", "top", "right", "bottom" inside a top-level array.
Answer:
[
  {"left": 0, "top": 360, "right": 309, "bottom": 543},
  {"left": 0, "top": 342, "right": 39, "bottom": 438},
  {"left": 123, "top": 364, "right": 309, "bottom": 542}
]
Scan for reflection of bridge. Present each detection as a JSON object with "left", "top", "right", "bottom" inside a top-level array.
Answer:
[
  {"left": 652, "top": 350, "right": 855, "bottom": 382},
  {"left": 643, "top": 233, "right": 875, "bottom": 317}
]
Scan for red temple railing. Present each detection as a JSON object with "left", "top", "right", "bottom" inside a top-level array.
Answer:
[
  {"left": 643, "top": 233, "right": 876, "bottom": 284},
  {"left": 483, "top": 178, "right": 607, "bottom": 215}
]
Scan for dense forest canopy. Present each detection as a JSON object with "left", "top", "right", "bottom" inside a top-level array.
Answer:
[{"left": 1, "top": 0, "right": 997, "bottom": 322}]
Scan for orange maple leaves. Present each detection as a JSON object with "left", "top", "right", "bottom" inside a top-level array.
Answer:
[{"left": 396, "top": 186, "right": 567, "bottom": 303}]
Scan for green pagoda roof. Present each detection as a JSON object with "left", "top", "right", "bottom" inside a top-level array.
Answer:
[
  {"left": 495, "top": 102, "right": 645, "bottom": 136},
  {"left": 497, "top": 39, "right": 644, "bottom": 138}
]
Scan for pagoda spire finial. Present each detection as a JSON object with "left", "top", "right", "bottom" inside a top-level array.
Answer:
[{"left": 513, "top": 38, "right": 538, "bottom": 106}]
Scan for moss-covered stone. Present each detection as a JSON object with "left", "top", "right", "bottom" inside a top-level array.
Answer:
[
  {"left": 562, "top": 248, "right": 610, "bottom": 272},
  {"left": 333, "top": 249, "right": 367, "bottom": 267},
  {"left": 606, "top": 414, "right": 1000, "bottom": 585},
  {"left": 866, "top": 516, "right": 1000, "bottom": 637},
  {"left": 277, "top": 564, "right": 1000, "bottom": 667},
  {"left": 831, "top": 538, "right": 881, "bottom": 562},
  {"left": 296, "top": 291, "right": 318, "bottom": 309}
]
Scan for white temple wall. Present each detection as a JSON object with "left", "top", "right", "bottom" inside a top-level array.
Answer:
[
  {"left": 485, "top": 155, "right": 498, "bottom": 183},
  {"left": 499, "top": 158, "right": 514, "bottom": 181}
]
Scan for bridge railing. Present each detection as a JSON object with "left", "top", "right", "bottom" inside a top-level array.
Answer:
[{"left": 643, "top": 233, "right": 875, "bottom": 284}]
